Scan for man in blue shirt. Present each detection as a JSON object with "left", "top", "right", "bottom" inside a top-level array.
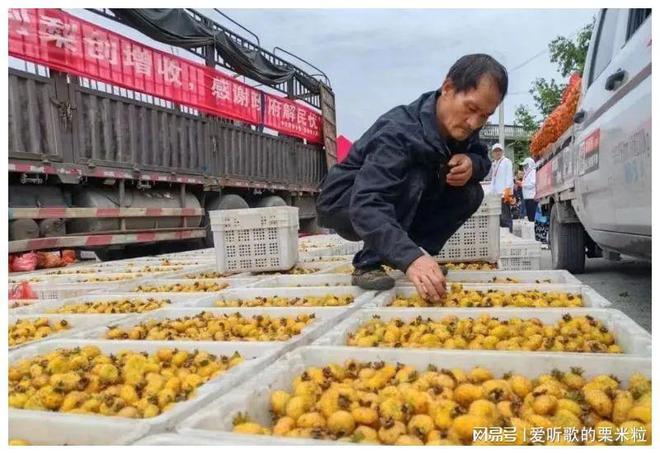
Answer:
[{"left": 316, "top": 54, "right": 507, "bottom": 301}]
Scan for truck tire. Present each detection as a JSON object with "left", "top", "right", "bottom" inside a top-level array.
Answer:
[
  {"left": 550, "top": 204, "right": 585, "bottom": 273},
  {"left": 255, "top": 195, "right": 287, "bottom": 208},
  {"left": 203, "top": 194, "right": 249, "bottom": 247}
]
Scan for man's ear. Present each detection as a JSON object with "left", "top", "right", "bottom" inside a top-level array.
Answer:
[{"left": 440, "top": 78, "right": 455, "bottom": 97}]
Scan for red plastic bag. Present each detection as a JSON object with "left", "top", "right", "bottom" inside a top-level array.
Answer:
[
  {"left": 9, "top": 281, "right": 38, "bottom": 300},
  {"left": 62, "top": 250, "right": 77, "bottom": 264},
  {"left": 9, "top": 252, "right": 38, "bottom": 272},
  {"left": 37, "top": 251, "right": 65, "bottom": 269}
]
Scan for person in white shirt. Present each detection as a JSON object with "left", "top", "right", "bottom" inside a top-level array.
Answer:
[
  {"left": 488, "top": 143, "right": 513, "bottom": 230},
  {"left": 521, "top": 156, "right": 537, "bottom": 222}
]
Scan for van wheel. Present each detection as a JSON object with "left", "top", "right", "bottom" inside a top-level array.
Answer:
[{"left": 549, "top": 204, "right": 585, "bottom": 273}]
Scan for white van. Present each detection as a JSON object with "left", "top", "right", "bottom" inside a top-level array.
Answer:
[{"left": 536, "top": 8, "right": 651, "bottom": 273}]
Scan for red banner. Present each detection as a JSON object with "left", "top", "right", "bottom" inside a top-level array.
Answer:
[
  {"left": 264, "top": 94, "right": 322, "bottom": 142},
  {"left": 8, "top": 8, "right": 322, "bottom": 143}
]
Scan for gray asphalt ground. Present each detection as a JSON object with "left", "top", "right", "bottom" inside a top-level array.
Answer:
[{"left": 540, "top": 249, "right": 652, "bottom": 333}]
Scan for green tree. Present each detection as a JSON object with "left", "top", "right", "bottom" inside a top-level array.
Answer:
[
  {"left": 530, "top": 77, "right": 565, "bottom": 117},
  {"left": 520, "top": 20, "right": 594, "bottom": 122},
  {"left": 514, "top": 105, "right": 539, "bottom": 135},
  {"left": 549, "top": 21, "right": 595, "bottom": 77}
]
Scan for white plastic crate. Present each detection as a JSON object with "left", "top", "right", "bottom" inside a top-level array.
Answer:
[
  {"left": 9, "top": 299, "right": 49, "bottom": 310},
  {"left": 210, "top": 206, "right": 299, "bottom": 274},
  {"left": 313, "top": 307, "right": 652, "bottom": 355},
  {"left": 500, "top": 255, "right": 541, "bottom": 271},
  {"left": 436, "top": 194, "right": 501, "bottom": 263},
  {"left": 245, "top": 262, "right": 341, "bottom": 278},
  {"left": 513, "top": 219, "right": 536, "bottom": 240},
  {"left": 366, "top": 283, "right": 613, "bottom": 309},
  {"left": 112, "top": 276, "right": 261, "bottom": 293},
  {"left": 10, "top": 411, "right": 150, "bottom": 445},
  {"left": 500, "top": 238, "right": 543, "bottom": 257},
  {"left": 9, "top": 339, "right": 281, "bottom": 436},
  {"left": 393, "top": 269, "right": 582, "bottom": 285},
  {"left": 298, "top": 254, "right": 354, "bottom": 263},
  {"left": 133, "top": 433, "right": 246, "bottom": 445},
  {"left": 443, "top": 269, "right": 580, "bottom": 284},
  {"left": 11, "top": 281, "right": 125, "bottom": 300},
  {"left": 185, "top": 286, "right": 376, "bottom": 313},
  {"left": 9, "top": 313, "right": 129, "bottom": 350},
  {"left": 252, "top": 273, "right": 354, "bottom": 288},
  {"left": 177, "top": 346, "right": 651, "bottom": 444},
  {"left": 73, "top": 307, "right": 349, "bottom": 358},
  {"left": 10, "top": 292, "right": 204, "bottom": 316}
]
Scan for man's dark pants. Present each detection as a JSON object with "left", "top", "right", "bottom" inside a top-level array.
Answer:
[
  {"left": 524, "top": 199, "right": 538, "bottom": 223},
  {"left": 500, "top": 200, "right": 513, "bottom": 232},
  {"left": 324, "top": 182, "right": 485, "bottom": 270}
]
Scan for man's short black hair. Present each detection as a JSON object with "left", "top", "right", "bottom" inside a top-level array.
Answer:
[{"left": 446, "top": 54, "right": 508, "bottom": 99}]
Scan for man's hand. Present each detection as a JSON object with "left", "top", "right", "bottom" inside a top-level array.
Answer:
[
  {"left": 405, "top": 255, "right": 447, "bottom": 302},
  {"left": 446, "top": 153, "right": 473, "bottom": 187}
]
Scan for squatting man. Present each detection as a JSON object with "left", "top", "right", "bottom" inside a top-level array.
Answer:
[{"left": 316, "top": 54, "right": 507, "bottom": 301}]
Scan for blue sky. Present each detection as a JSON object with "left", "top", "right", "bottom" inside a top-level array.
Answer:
[{"left": 204, "top": 9, "right": 597, "bottom": 139}]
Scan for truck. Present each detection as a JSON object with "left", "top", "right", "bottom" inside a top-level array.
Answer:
[
  {"left": 8, "top": 8, "right": 337, "bottom": 260},
  {"left": 536, "top": 8, "right": 651, "bottom": 273}
]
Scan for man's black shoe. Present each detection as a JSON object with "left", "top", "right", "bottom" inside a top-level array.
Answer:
[{"left": 351, "top": 267, "right": 395, "bottom": 291}]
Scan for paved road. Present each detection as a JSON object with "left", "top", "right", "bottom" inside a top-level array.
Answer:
[{"left": 540, "top": 250, "right": 651, "bottom": 333}]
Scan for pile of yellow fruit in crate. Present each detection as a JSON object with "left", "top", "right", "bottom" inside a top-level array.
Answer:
[{"left": 6, "top": 237, "right": 652, "bottom": 446}]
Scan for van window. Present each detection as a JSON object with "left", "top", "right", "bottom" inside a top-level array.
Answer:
[
  {"left": 589, "top": 9, "right": 619, "bottom": 87},
  {"left": 626, "top": 9, "right": 651, "bottom": 41}
]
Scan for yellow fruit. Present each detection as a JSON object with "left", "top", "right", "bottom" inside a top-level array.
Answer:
[
  {"left": 327, "top": 410, "right": 355, "bottom": 436},
  {"left": 378, "top": 420, "right": 406, "bottom": 444},
  {"left": 628, "top": 373, "right": 651, "bottom": 397},
  {"left": 234, "top": 422, "right": 267, "bottom": 435},
  {"left": 9, "top": 439, "right": 30, "bottom": 446},
  {"left": 401, "top": 388, "right": 428, "bottom": 414},
  {"left": 553, "top": 408, "right": 582, "bottom": 430},
  {"left": 532, "top": 394, "right": 558, "bottom": 416},
  {"left": 584, "top": 388, "right": 613, "bottom": 418},
  {"left": 297, "top": 412, "right": 326, "bottom": 429},
  {"left": 557, "top": 398, "right": 582, "bottom": 416},
  {"left": 352, "top": 425, "right": 379, "bottom": 444},
  {"left": 407, "top": 414, "right": 434, "bottom": 439},
  {"left": 636, "top": 391, "right": 652, "bottom": 407},
  {"left": 451, "top": 414, "right": 489, "bottom": 444},
  {"left": 285, "top": 395, "right": 308, "bottom": 420},
  {"left": 352, "top": 407, "right": 378, "bottom": 426},
  {"left": 496, "top": 401, "right": 515, "bottom": 419},
  {"left": 395, "top": 435, "right": 424, "bottom": 445},
  {"left": 509, "top": 375, "right": 533, "bottom": 398},
  {"left": 482, "top": 379, "right": 512, "bottom": 401},
  {"left": 270, "top": 390, "right": 291, "bottom": 417},
  {"left": 143, "top": 404, "right": 160, "bottom": 418},
  {"left": 60, "top": 391, "right": 86, "bottom": 412},
  {"left": 468, "top": 399, "right": 499, "bottom": 421},
  {"left": 627, "top": 405, "right": 651, "bottom": 424},
  {"left": 453, "top": 383, "right": 484, "bottom": 407},
  {"left": 272, "top": 416, "right": 296, "bottom": 436},
  {"left": 612, "top": 390, "right": 634, "bottom": 424},
  {"left": 526, "top": 414, "right": 553, "bottom": 429},
  {"left": 468, "top": 366, "right": 493, "bottom": 383},
  {"left": 379, "top": 397, "right": 404, "bottom": 422},
  {"left": 117, "top": 406, "right": 139, "bottom": 418},
  {"left": 318, "top": 390, "right": 340, "bottom": 418}
]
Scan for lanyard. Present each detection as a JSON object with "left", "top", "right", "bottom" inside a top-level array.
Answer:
[{"left": 492, "top": 158, "right": 503, "bottom": 180}]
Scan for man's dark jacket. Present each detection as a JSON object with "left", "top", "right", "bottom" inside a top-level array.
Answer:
[{"left": 316, "top": 89, "right": 491, "bottom": 271}]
